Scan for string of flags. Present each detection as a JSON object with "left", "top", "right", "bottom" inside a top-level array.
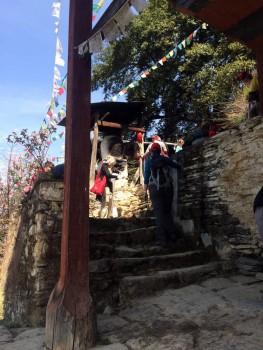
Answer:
[
  {"left": 50, "top": 156, "right": 65, "bottom": 162},
  {"left": 39, "top": 1, "right": 67, "bottom": 148},
  {"left": 22, "top": 1, "right": 68, "bottom": 164},
  {"left": 111, "top": 23, "right": 208, "bottom": 101},
  {"left": 92, "top": 0, "right": 107, "bottom": 22},
  {"left": 78, "top": 0, "right": 148, "bottom": 55},
  {"left": 41, "top": 0, "right": 107, "bottom": 141}
]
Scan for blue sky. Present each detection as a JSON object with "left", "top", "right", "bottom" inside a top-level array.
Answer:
[{"left": 0, "top": 0, "right": 112, "bottom": 162}]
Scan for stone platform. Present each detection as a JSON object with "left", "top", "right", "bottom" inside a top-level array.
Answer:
[{"left": 1, "top": 274, "right": 263, "bottom": 350}]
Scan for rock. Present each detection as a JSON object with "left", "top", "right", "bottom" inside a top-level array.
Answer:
[
  {"left": 201, "top": 233, "right": 213, "bottom": 247},
  {"left": 237, "top": 257, "right": 261, "bottom": 266},
  {"left": 255, "top": 272, "right": 263, "bottom": 281},
  {"left": 103, "top": 305, "right": 115, "bottom": 315},
  {"left": 115, "top": 246, "right": 140, "bottom": 257},
  {"left": 97, "top": 314, "right": 129, "bottom": 334},
  {"left": 92, "top": 344, "right": 128, "bottom": 350},
  {"left": 0, "top": 326, "right": 13, "bottom": 343}
]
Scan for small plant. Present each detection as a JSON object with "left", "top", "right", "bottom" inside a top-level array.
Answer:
[{"left": 7, "top": 128, "right": 56, "bottom": 170}]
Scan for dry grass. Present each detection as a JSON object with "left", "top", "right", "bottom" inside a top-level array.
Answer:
[{"left": 220, "top": 91, "right": 248, "bottom": 127}]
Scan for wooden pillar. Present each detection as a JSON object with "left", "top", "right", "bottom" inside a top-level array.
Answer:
[
  {"left": 139, "top": 139, "right": 144, "bottom": 184},
  {"left": 45, "top": 0, "right": 96, "bottom": 349},
  {"left": 90, "top": 115, "right": 99, "bottom": 186},
  {"left": 256, "top": 52, "right": 263, "bottom": 116}
]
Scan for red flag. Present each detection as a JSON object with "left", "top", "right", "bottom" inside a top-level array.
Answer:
[
  {"left": 47, "top": 109, "right": 53, "bottom": 117},
  {"left": 58, "top": 87, "right": 64, "bottom": 95}
]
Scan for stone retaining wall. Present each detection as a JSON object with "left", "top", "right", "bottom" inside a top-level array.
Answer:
[
  {"left": 176, "top": 116, "right": 263, "bottom": 268},
  {"left": 2, "top": 116, "right": 263, "bottom": 326}
]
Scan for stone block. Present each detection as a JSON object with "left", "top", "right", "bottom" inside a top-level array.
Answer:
[
  {"left": 178, "top": 219, "right": 194, "bottom": 237},
  {"left": 90, "top": 259, "right": 111, "bottom": 273}
]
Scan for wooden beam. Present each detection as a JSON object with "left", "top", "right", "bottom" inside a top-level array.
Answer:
[
  {"left": 88, "top": 0, "right": 127, "bottom": 39},
  {"left": 90, "top": 120, "right": 99, "bottom": 186},
  {"left": 256, "top": 52, "right": 263, "bottom": 116},
  {"left": 97, "top": 120, "right": 145, "bottom": 133},
  {"left": 45, "top": 0, "right": 96, "bottom": 349}
]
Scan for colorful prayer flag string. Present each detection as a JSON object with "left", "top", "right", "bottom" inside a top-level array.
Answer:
[{"left": 111, "top": 23, "right": 207, "bottom": 101}]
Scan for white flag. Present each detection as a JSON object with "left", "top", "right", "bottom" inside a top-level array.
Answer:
[
  {"left": 78, "top": 41, "right": 89, "bottom": 55},
  {"left": 114, "top": 3, "right": 135, "bottom": 33},
  {"left": 88, "top": 32, "right": 103, "bottom": 53},
  {"left": 54, "top": 66, "right": 61, "bottom": 80},
  {"left": 55, "top": 53, "right": 65, "bottom": 67},
  {"left": 56, "top": 37, "right": 63, "bottom": 55},
  {"left": 55, "top": 21, "right": 59, "bottom": 34},
  {"left": 130, "top": 0, "right": 147, "bottom": 13},
  {"left": 52, "top": 2, "right": 61, "bottom": 10},
  {"left": 52, "top": 7, "right": 60, "bottom": 18},
  {"left": 102, "top": 19, "right": 121, "bottom": 42}
]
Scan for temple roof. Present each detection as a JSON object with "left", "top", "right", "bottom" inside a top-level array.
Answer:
[
  {"left": 170, "top": 0, "right": 263, "bottom": 53},
  {"left": 58, "top": 101, "right": 147, "bottom": 129}
]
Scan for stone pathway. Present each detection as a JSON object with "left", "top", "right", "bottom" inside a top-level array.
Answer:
[{"left": 1, "top": 275, "right": 263, "bottom": 350}]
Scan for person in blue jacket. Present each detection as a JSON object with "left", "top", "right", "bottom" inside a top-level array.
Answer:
[{"left": 143, "top": 142, "right": 181, "bottom": 247}]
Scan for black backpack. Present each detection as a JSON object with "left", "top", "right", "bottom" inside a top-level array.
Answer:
[{"left": 149, "top": 155, "right": 170, "bottom": 190}]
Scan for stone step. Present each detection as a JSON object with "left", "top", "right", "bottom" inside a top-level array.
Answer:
[
  {"left": 108, "top": 250, "right": 210, "bottom": 276},
  {"left": 90, "top": 237, "right": 202, "bottom": 260},
  {"left": 89, "top": 217, "right": 156, "bottom": 232},
  {"left": 119, "top": 262, "right": 221, "bottom": 304},
  {"left": 90, "top": 226, "right": 156, "bottom": 246}
]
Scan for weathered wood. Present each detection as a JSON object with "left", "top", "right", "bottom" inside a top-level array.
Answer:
[
  {"left": 90, "top": 119, "right": 99, "bottom": 186},
  {"left": 139, "top": 142, "right": 144, "bottom": 184},
  {"left": 131, "top": 168, "right": 140, "bottom": 187},
  {"left": 256, "top": 52, "right": 263, "bottom": 116},
  {"left": 144, "top": 141, "right": 175, "bottom": 146},
  {"left": 107, "top": 179, "right": 115, "bottom": 218},
  {"left": 45, "top": 0, "right": 96, "bottom": 349},
  {"left": 97, "top": 120, "right": 144, "bottom": 133}
]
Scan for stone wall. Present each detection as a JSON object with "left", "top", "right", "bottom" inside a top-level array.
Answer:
[
  {"left": 2, "top": 116, "right": 263, "bottom": 326},
  {"left": 176, "top": 116, "right": 263, "bottom": 268},
  {"left": 3, "top": 174, "right": 63, "bottom": 326},
  {"left": 2, "top": 174, "right": 146, "bottom": 327}
]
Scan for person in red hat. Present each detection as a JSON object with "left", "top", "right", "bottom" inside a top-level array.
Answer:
[
  {"left": 136, "top": 132, "right": 143, "bottom": 143},
  {"left": 236, "top": 70, "right": 260, "bottom": 118},
  {"left": 143, "top": 134, "right": 167, "bottom": 158},
  {"left": 143, "top": 142, "right": 181, "bottom": 247}
]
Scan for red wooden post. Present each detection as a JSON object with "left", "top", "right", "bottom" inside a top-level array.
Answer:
[
  {"left": 256, "top": 52, "right": 263, "bottom": 116},
  {"left": 45, "top": 0, "right": 96, "bottom": 348}
]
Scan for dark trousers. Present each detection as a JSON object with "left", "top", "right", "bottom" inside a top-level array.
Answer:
[
  {"left": 248, "top": 100, "right": 260, "bottom": 118},
  {"left": 149, "top": 184, "right": 176, "bottom": 245}
]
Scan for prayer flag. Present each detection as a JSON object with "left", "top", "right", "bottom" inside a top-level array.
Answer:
[
  {"left": 52, "top": 8, "right": 60, "bottom": 18},
  {"left": 130, "top": 0, "right": 147, "bottom": 13},
  {"left": 102, "top": 19, "right": 121, "bottom": 42},
  {"left": 55, "top": 54, "right": 65, "bottom": 67},
  {"left": 114, "top": 3, "right": 135, "bottom": 33}
]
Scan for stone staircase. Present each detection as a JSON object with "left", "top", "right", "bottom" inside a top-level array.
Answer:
[{"left": 89, "top": 216, "right": 221, "bottom": 313}]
